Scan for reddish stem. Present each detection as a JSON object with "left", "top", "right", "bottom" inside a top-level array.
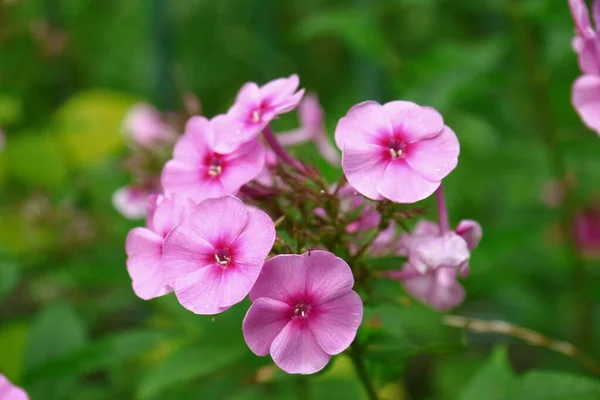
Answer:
[
  {"left": 436, "top": 184, "right": 451, "bottom": 233},
  {"left": 263, "top": 125, "right": 305, "bottom": 173}
]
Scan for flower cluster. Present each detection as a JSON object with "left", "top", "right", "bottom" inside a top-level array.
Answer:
[
  {"left": 121, "top": 74, "right": 481, "bottom": 374},
  {"left": 569, "top": 0, "right": 600, "bottom": 135}
]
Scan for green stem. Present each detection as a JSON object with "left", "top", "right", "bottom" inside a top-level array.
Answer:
[
  {"left": 350, "top": 341, "right": 379, "bottom": 400},
  {"left": 295, "top": 375, "right": 311, "bottom": 400},
  {"left": 506, "top": 0, "right": 592, "bottom": 350}
]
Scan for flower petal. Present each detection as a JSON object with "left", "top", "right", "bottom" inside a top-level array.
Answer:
[
  {"left": 172, "top": 264, "right": 224, "bottom": 314},
  {"left": 161, "top": 160, "right": 228, "bottom": 202},
  {"left": 569, "top": 0, "right": 594, "bottom": 37},
  {"left": 125, "top": 228, "right": 171, "bottom": 300},
  {"left": 260, "top": 74, "right": 300, "bottom": 103},
  {"left": 335, "top": 101, "right": 392, "bottom": 150},
  {"left": 231, "top": 208, "right": 276, "bottom": 266},
  {"left": 173, "top": 116, "right": 211, "bottom": 164},
  {"left": 149, "top": 194, "right": 194, "bottom": 238},
  {"left": 455, "top": 219, "right": 483, "bottom": 250},
  {"left": 572, "top": 75, "right": 600, "bottom": 135},
  {"left": 404, "top": 126, "right": 459, "bottom": 182},
  {"left": 377, "top": 161, "right": 440, "bottom": 203},
  {"left": 243, "top": 297, "right": 290, "bottom": 356},
  {"left": 270, "top": 320, "right": 331, "bottom": 374},
  {"left": 250, "top": 254, "right": 306, "bottom": 303},
  {"left": 188, "top": 196, "right": 249, "bottom": 247},
  {"left": 308, "top": 291, "right": 363, "bottom": 355},
  {"left": 0, "top": 374, "right": 29, "bottom": 400},
  {"left": 162, "top": 225, "right": 214, "bottom": 284},
  {"left": 220, "top": 140, "right": 266, "bottom": 192},
  {"left": 341, "top": 147, "right": 387, "bottom": 200},
  {"left": 382, "top": 101, "right": 444, "bottom": 142},
  {"left": 304, "top": 250, "right": 354, "bottom": 304}
]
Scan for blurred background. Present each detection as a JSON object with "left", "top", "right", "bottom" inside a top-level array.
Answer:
[{"left": 1, "top": 0, "right": 600, "bottom": 399}]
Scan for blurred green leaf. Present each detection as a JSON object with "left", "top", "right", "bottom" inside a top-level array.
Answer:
[
  {"left": 24, "top": 303, "right": 87, "bottom": 372},
  {"left": 0, "top": 94, "right": 23, "bottom": 125},
  {"left": 506, "top": 371, "right": 600, "bottom": 400},
  {"left": 137, "top": 343, "right": 246, "bottom": 399},
  {"left": 0, "top": 260, "right": 20, "bottom": 303},
  {"left": 459, "top": 346, "right": 515, "bottom": 400},
  {"left": 0, "top": 322, "right": 29, "bottom": 381}
]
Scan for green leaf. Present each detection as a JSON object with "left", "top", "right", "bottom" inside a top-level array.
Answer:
[
  {"left": 0, "top": 322, "right": 29, "bottom": 381},
  {"left": 0, "top": 260, "right": 20, "bottom": 303},
  {"left": 506, "top": 371, "right": 600, "bottom": 400},
  {"left": 137, "top": 343, "right": 245, "bottom": 399},
  {"left": 24, "top": 303, "right": 87, "bottom": 372},
  {"left": 459, "top": 346, "right": 515, "bottom": 400},
  {"left": 25, "top": 330, "right": 166, "bottom": 383}
]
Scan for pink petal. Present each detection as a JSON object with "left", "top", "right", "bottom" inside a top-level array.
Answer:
[
  {"left": 299, "top": 94, "right": 324, "bottom": 131},
  {"left": 173, "top": 116, "right": 212, "bottom": 164},
  {"left": 123, "top": 104, "right": 169, "bottom": 147},
  {"left": 377, "top": 161, "right": 440, "bottom": 203},
  {"left": 270, "top": 320, "right": 331, "bottom": 374},
  {"left": 162, "top": 225, "right": 215, "bottom": 283},
  {"left": 427, "top": 270, "right": 465, "bottom": 311},
  {"left": 455, "top": 219, "right": 483, "bottom": 250},
  {"left": 572, "top": 75, "right": 600, "bottom": 135},
  {"left": 413, "top": 219, "right": 441, "bottom": 236},
  {"left": 234, "top": 82, "right": 261, "bottom": 111},
  {"left": 408, "top": 232, "right": 471, "bottom": 274},
  {"left": 243, "top": 297, "right": 290, "bottom": 356},
  {"left": 341, "top": 148, "right": 387, "bottom": 200},
  {"left": 260, "top": 74, "right": 300, "bottom": 103},
  {"left": 188, "top": 196, "right": 249, "bottom": 247},
  {"left": 569, "top": 0, "right": 593, "bottom": 37},
  {"left": 404, "top": 126, "right": 460, "bottom": 182},
  {"left": 308, "top": 291, "right": 363, "bottom": 355},
  {"left": 594, "top": 0, "right": 600, "bottom": 30},
  {"left": 275, "top": 89, "right": 305, "bottom": 114},
  {"left": 231, "top": 208, "right": 276, "bottom": 266},
  {"left": 277, "top": 128, "right": 313, "bottom": 146},
  {"left": 334, "top": 101, "right": 392, "bottom": 150},
  {"left": 0, "top": 374, "right": 29, "bottom": 400},
  {"left": 574, "top": 37, "right": 600, "bottom": 75},
  {"left": 220, "top": 140, "right": 266, "bottom": 192},
  {"left": 112, "top": 186, "right": 149, "bottom": 220},
  {"left": 161, "top": 161, "right": 229, "bottom": 203},
  {"left": 315, "top": 133, "right": 341, "bottom": 165},
  {"left": 250, "top": 254, "right": 306, "bottom": 303},
  {"left": 149, "top": 194, "right": 194, "bottom": 238},
  {"left": 209, "top": 113, "right": 251, "bottom": 154},
  {"left": 382, "top": 101, "right": 444, "bottom": 142},
  {"left": 125, "top": 228, "right": 171, "bottom": 300},
  {"left": 304, "top": 250, "right": 355, "bottom": 304},
  {"left": 172, "top": 265, "right": 224, "bottom": 314}
]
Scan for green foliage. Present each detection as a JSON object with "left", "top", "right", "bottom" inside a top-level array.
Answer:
[{"left": 458, "top": 346, "right": 515, "bottom": 400}]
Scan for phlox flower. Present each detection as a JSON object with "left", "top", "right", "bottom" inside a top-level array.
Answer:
[
  {"left": 0, "top": 374, "right": 29, "bottom": 400},
  {"left": 278, "top": 94, "right": 340, "bottom": 165},
  {"left": 335, "top": 101, "right": 459, "bottom": 203},
  {"left": 123, "top": 103, "right": 173, "bottom": 148},
  {"left": 125, "top": 194, "right": 194, "bottom": 300},
  {"left": 113, "top": 184, "right": 154, "bottom": 220},
  {"left": 161, "top": 116, "right": 265, "bottom": 202},
  {"left": 162, "top": 196, "right": 275, "bottom": 314},
  {"left": 569, "top": 0, "right": 600, "bottom": 134},
  {"left": 243, "top": 251, "right": 363, "bottom": 374},
  {"left": 215, "top": 75, "right": 305, "bottom": 152}
]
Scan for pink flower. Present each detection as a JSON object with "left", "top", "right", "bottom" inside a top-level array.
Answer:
[
  {"left": 161, "top": 116, "right": 265, "bottom": 202},
  {"left": 569, "top": 0, "right": 600, "bottom": 134},
  {"left": 162, "top": 196, "right": 275, "bottom": 314},
  {"left": 369, "top": 220, "right": 399, "bottom": 256},
  {"left": 0, "top": 374, "right": 29, "bottom": 400},
  {"left": 123, "top": 103, "right": 173, "bottom": 147},
  {"left": 278, "top": 94, "right": 340, "bottom": 165},
  {"left": 335, "top": 101, "right": 460, "bottom": 203},
  {"left": 113, "top": 185, "right": 154, "bottom": 220},
  {"left": 125, "top": 194, "right": 194, "bottom": 300},
  {"left": 216, "top": 75, "right": 305, "bottom": 152},
  {"left": 338, "top": 184, "right": 380, "bottom": 233},
  {"left": 243, "top": 251, "right": 363, "bottom": 374},
  {"left": 574, "top": 207, "right": 600, "bottom": 256}
]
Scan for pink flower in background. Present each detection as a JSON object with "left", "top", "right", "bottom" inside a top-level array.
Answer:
[
  {"left": 369, "top": 220, "right": 399, "bottom": 256},
  {"left": 216, "top": 75, "right": 304, "bottom": 152},
  {"left": 0, "top": 374, "right": 29, "bottom": 400},
  {"left": 123, "top": 103, "right": 173, "bottom": 147},
  {"left": 161, "top": 116, "right": 265, "bottom": 202},
  {"left": 388, "top": 218, "right": 482, "bottom": 311},
  {"left": 569, "top": 0, "right": 600, "bottom": 135},
  {"left": 112, "top": 185, "right": 154, "bottom": 219},
  {"left": 574, "top": 207, "right": 600, "bottom": 256},
  {"left": 278, "top": 94, "right": 340, "bottom": 165},
  {"left": 243, "top": 251, "right": 363, "bottom": 374},
  {"left": 125, "top": 194, "right": 194, "bottom": 300},
  {"left": 0, "top": 129, "right": 4, "bottom": 153},
  {"left": 338, "top": 184, "right": 380, "bottom": 233},
  {"left": 335, "top": 101, "right": 459, "bottom": 204},
  {"left": 162, "top": 196, "right": 275, "bottom": 314},
  {"left": 254, "top": 149, "right": 278, "bottom": 187}
]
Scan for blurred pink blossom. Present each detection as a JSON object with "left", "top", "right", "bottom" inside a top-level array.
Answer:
[
  {"left": 161, "top": 116, "right": 265, "bottom": 202},
  {"left": 243, "top": 251, "right": 363, "bottom": 374},
  {"left": 162, "top": 196, "right": 275, "bottom": 314},
  {"left": 0, "top": 374, "right": 28, "bottom": 400},
  {"left": 335, "top": 101, "right": 459, "bottom": 204},
  {"left": 569, "top": 0, "right": 600, "bottom": 135},
  {"left": 123, "top": 103, "right": 173, "bottom": 147},
  {"left": 112, "top": 185, "right": 153, "bottom": 219},
  {"left": 574, "top": 207, "right": 600, "bottom": 256},
  {"left": 278, "top": 94, "right": 340, "bottom": 165}
]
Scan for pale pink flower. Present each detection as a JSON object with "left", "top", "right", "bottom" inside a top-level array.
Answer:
[
  {"left": 123, "top": 103, "right": 173, "bottom": 147},
  {"left": 161, "top": 116, "right": 265, "bottom": 202},
  {"left": 216, "top": 75, "right": 305, "bottom": 152},
  {"left": 125, "top": 194, "right": 194, "bottom": 300},
  {"left": 0, "top": 374, "right": 29, "bottom": 400},
  {"left": 243, "top": 251, "right": 363, "bottom": 374},
  {"left": 335, "top": 101, "right": 460, "bottom": 203},
  {"left": 278, "top": 94, "right": 340, "bottom": 165},
  {"left": 569, "top": 0, "right": 600, "bottom": 134},
  {"left": 369, "top": 220, "right": 399, "bottom": 256},
  {"left": 338, "top": 184, "right": 380, "bottom": 233},
  {"left": 112, "top": 185, "right": 153, "bottom": 219},
  {"left": 162, "top": 196, "right": 275, "bottom": 314},
  {"left": 254, "top": 149, "right": 278, "bottom": 187}
]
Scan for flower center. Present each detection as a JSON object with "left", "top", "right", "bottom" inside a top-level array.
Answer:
[
  {"left": 207, "top": 157, "right": 222, "bottom": 177},
  {"left": 292, "top": 302, "right": 311, "bottom": 319},
  {"left": 251, "top": 110, "right": 261, "bottom": 123},
  {"left": 214, "top": 248, "right": 231, "bottom": 267},
  {"left": 388, "top": 139, "right": 405, "bottom": 159}
]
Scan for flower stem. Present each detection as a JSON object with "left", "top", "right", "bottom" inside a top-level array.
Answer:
[
  {"left": 506, "top": 0, "right": 592, "bottom": 351},
  {"left": 263, "top": 125, "right": 305, "bottom": 173},
  {"left": 350, "top": 341, "right": 379, "bottom": 400},
  {"left": 435, "top": 185, "right": 450, "bottom": 233}
]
